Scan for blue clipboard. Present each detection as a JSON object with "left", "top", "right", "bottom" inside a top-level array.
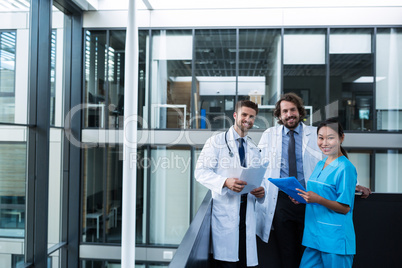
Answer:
[{"left": 268, "top": 177, "right": 307, "bottom": 204}]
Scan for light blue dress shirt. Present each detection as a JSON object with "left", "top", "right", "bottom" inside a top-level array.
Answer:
[{"left": 280, "top": 123, "right": 305, "bottom": 187}]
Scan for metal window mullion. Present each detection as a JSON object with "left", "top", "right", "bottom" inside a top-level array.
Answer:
[
  {"left": 235, "top": 28, "right": 239, "bottom": 103},
  {"left": 280, "top": 28, "right": 284, "bottom": 96},
  {"left": 372, "top": 28, "right": 377, "bottom": 130},
  {"left": 67, "top": 12, "right": 83, "bottom": 268},
  {"left": 105, "top": 30, "right": 110, "bottom": 129},
  {"left": 326, "top": 28, "right": 330, "bottom": 108},
  {"left": 28, "top": 0, "right": 53, "bottom": 267},
  {"left": 190, "top": 29, "right": 196, "bottom": 129}
]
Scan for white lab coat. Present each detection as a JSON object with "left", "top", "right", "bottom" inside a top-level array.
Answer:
[
  {"left": 195, "top": 126, "right": 264, "bottom": 266},
  {"left": 255, "top": 123, "right": 323, "bottom": 243}
]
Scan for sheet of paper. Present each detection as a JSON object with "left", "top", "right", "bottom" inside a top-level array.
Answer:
[
  {"left": 268, "top": 177, "right": 307, "bottom": 204},
  {"left": 231, "top": 163, "right": 268, "bottom": 195}
]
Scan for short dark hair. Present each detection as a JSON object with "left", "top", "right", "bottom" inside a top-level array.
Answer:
[
  {"left": 235, "top": 100, "right": 259, "bottom": 115},
  {"left": 317, "top": 118, "right": 348, "bottom": 158},
  {"left": 274, "top": 92, "right": 306, "bottom": 125}
]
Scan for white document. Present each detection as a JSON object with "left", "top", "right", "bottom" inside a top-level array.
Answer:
[{"left": 230, "top": 162, "right": 268, "bottom": 195}]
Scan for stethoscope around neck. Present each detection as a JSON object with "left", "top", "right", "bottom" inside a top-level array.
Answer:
[{"left": 225, "top": 130, "right": 261, "bottom": 157}]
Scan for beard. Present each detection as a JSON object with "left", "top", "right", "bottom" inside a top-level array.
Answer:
[
  {"left": 235, "top": 120, "right": 253, "bottom": 132},
  {"left": 282, "top": 116, "right": 300, "bottom": 129}
]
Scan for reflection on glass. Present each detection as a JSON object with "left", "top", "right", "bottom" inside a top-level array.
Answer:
[
  {"left": 376, "top": 28, "right": 402, "bottom": 131},
  {"left": 375, "top": 150, "right": 402, "bottom": 193},
  {"left": 136, "top": 147, "right": 147, "bottom": 244},
  {"left": 105, "top": 146, "right": 123, "bottom": 243},
  {"left": 84, "top": 30, "right": 107, "bottom": 128},
  {"left": 150, "top": 147, "right": 190, "bottom": 245},
  {"left": 149, "top": 30, "right": 193, "bottom": 129},
  {"left": 48, "top": 128, "right": 63, "bottom": 247},
  {"left": 0, "top": 143, "right": 26, "bottom": 238},
  {"left": 83, "top": 147, "right": 105, "bottom": 242},
  {"left": 348, "top": 151, "right": 371, "bottom": 189},
  {"left": 238, "top": 29, "right": 281, "bottom": 130},
  {"left": 192, "top": 149, "right": 208, "bottom": 219},
  {"left": 284, "top": 29, "right": 326, "bottom": 125},
  {"left": 138, "top": 30, "right": 148, "bottom": 129},
  {"left": 195, "top": 29, "right": 236, "bottom": 130},
  {"left": 50, "top": 30, "right": 57, "bottom": 126},
  {"left": 108, "top": 31, "right": 126, "bottom": 130},
  {"left": 0, "top": 31, "right": 16, "bottom": 123},
  {"left": 329, "top": 28, "right": 374, "bottom": 131}
]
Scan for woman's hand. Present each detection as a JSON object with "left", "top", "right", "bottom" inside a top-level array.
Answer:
[{"left": 296, "top": 188, "right": 322, "bottom": 204}]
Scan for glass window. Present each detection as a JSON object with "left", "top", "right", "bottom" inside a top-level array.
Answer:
[
  {"left": 284, "top": 29, "right": 326, "bottom": 125},
  {"left": 238, "top": 29, "right": 281, "bottom": 130},
  {"left": 0, "top": 142, "right": 26, "bottom": 238},
  {"left": 82, "top": 145, "right": 144, "bottom": 244},
  {"left": 195, "top": 29, "right": 236, "bottom": 130},
  {"left": 136, "top": 147, "right": 147, "bottom": 244},
  {"left": 48, "top": 128, "right": 63, "bottom": 246},
  {"left": 375, "top": 150, "right": 402, "bottom": 193},
  {"left": 376, "top": 28, "right": 402, "bottom": 131},
  {"left": 192, "top": 148, "right": 208, "bottom": 219},
  {"left": 108, "top": 30, "right": 126, "bottom": 130},
  {"left": 83, "top": 146, "right": 105, "bottom": 242},
  {"left": 0, "top": 31, "right": 16, "bottom": 123},
  {"left": 84, "top": 30, "right": 107, "bottom": 128},
  {"left": 347, "top": 150, "right": 372, "bottom": 190},
  {"left": 138, "top": 30, "right": 149, "bottom": 129},
  {"left": 149, "top": 30, "right": 193, "bottom": 129},
  {"left": 149, "top": 147, "right": 190, "bottom": 245},
  {"left": 329, "top": 29, "right": 374, "bottom": 131}
]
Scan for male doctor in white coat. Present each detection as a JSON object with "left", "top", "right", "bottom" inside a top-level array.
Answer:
[
  {"left": 255, "top": 93, "right": 371, "bottom": 268},
  {"left": 195, "top": 100, "right": 265, "bottom": 268}
]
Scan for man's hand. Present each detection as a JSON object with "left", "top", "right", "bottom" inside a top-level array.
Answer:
[
  {"left": 250, "top": 186, "right": 265, "bottom": 198},
  {"left": 224, "top": 178, "right": 247, "bottom": 193},
  {"left": 355, "top": 185, "right": 372, "bottom": 199},
  {"left": 288, "top": 196, "right": 300, "bottom": 205}
]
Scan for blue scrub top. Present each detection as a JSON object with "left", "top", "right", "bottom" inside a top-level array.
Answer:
[{"left": 302, "top": 156, "right": 357, "bottom": 255}]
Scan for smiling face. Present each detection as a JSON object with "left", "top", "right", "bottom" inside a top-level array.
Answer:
[
  {"left": 279, "top": 100, "right": 301, "bottom": 130},
  {"left": 233, "top": 106, "right": 256, "bottom": 137},
  {"left": 317, "top": 126, "right": 345, "bottom": 157}
]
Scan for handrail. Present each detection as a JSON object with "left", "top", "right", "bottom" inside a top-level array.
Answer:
[{"left": 169, "top": 191, "right": 212, "bottom": 268}]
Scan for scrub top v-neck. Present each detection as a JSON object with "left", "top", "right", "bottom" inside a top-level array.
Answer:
[{"left": 302, "top": 156, "right": 357, "bottom": 255}]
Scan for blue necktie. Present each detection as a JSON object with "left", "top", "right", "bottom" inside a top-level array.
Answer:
[
  {"left": 238, "top": 138, "right": 246, "bottom": 167},
  {"left": 288, "top": 130, "right": 297, "bottom": 178}
]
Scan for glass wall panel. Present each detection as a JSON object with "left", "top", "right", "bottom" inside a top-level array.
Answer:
[
  {"left": 83, "top": 146, "right": 105, "bottom": 242},
  {"left": 149, "top": 147, "right": 190, "bottom": 245},
  {"left": 84, "top": 30, "right": 107, "bottom": 128},
  {"left": 136, "top": 147, "right": 147, "bottom": 244},
  {"left": 82, "top": 145, "right": 144, "bottom": 244},
  {"left": 195, "top": 29, "right": 236, "bottom": 130},
  {"left": 329, "top": 29, "right": 374, "bottom": 131},
  {"left": 0, "top": 31, "right": 16, "bottom": 123},
  {"left": 238, "top": 29, "right": 281, "bottom": 130},
  {"left": 284, "top": 29, "right": 326, "bottom": 125},
  {"left": 376, "top": 28, "right": 402, "bottom": 131},
  {"left": 192, "top": 148, "right": 207, "bottom": 219},
  {"left": 108, "top": 31, "right": 126, "bottom": 130},
  {"left": 149, "top": 30, "right": 193, "bottom": 129},
  {"left": 375, "top": 150, "right": 402, "bottom": 193},
  {"left": 105, "top": 146, "right": 123, "bottom": 243},
  {"left": 0, "top": 142, "right": 26, "bottom": 238},
  {"left": 348, "top": 150, "right": 372, "bottom": 190},
  {"left": 48, "top": 128, "right": 63, "bottom": 246},
  {"left": 138, "top": 30, "right": 149, "bottom": 129}
]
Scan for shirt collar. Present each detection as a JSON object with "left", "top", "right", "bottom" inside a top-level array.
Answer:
[
  {"left": 284, "top": 122, "right": 303, "bottom": 135},
  {"left": 231, "top": 126, "right": 248, "bottom": 141}
]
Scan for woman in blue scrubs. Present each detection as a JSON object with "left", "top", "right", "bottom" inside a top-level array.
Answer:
[{"left": 297, "top": 118, "right": 357, "bottom": 268}]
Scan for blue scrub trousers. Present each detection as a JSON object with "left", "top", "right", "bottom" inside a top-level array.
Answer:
[{"left": 300, "top": 247, "right": 353, "bottom": 268}]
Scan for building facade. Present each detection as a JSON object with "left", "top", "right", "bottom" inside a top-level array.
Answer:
[{"left": 0, "top": 0, "right": 402, "bottom": 267}]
